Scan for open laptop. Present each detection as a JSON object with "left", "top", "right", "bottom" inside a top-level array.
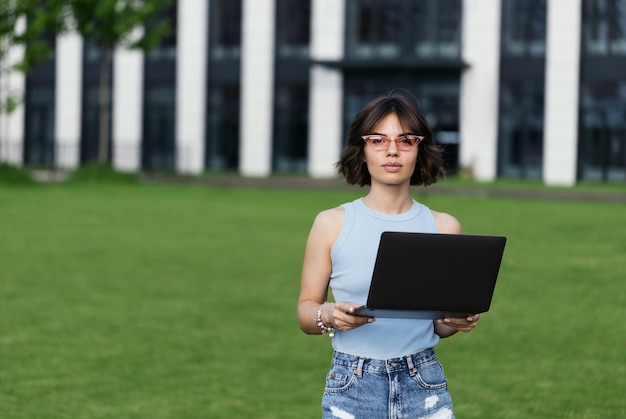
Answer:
[{"left": 354, "top": 231, "right": 507, "bottom": 319}]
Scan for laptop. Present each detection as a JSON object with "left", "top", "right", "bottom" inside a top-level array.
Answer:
[{"left": 353, "top": 231, "right": 507, "bottom": 319}]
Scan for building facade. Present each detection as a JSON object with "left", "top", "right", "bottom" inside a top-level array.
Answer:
[{"left": 0, "top": 0, "right": 625, "bottom": 185}]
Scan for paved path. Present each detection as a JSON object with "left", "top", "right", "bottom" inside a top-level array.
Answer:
[{"left": 140, "top": 173, "right": 626, "bottom": 203}]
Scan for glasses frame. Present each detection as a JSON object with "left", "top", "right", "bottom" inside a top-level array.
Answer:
[{"left": 361, "top": 134, "right": 425, "bottom": 151}]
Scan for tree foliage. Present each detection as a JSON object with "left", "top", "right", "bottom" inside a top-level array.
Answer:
[
  {"left": 0, "top": 0, "right": 66, "bottom": 66},
  {"left": 0, "top": 0, "right": 64, "bottom": 112},
  {"left": 1, "top": 0, "right": 172, "bottom": 162},
  {"left": 66, "top": 0, "right": 171, "bottom": 51}
]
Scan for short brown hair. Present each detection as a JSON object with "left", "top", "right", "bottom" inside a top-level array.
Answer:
[{"left": 336, "top": 92, "right": 445, "bottom": 186}]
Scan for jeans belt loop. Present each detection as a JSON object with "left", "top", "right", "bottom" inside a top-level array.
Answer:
[
  {"left": 406, "top": 355, "right": 417, "bottom": 377},
  {"left": 354, "top": 357, "right": 365, "bottom": 378}
]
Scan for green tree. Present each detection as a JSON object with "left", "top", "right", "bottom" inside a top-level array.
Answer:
[
  {"left": 0, "top": 0, "right": 64, "bottom": 113},
  {"left": 0, "top": 0, "right": 21, "bottom": 114},
  {"left": 63, "top": 0, "right": 171, "bottom": 163},
  {"left": 0, "top": 0, "right": 171, "bottom": 163}
]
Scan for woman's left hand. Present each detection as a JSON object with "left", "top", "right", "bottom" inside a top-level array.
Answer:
[{"left": 435, "top": 314, "right": 480, "bottom": 336}]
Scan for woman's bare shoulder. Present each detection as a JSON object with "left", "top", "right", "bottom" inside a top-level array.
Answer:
[
  {"left": 430, "top": 209, "right": 462, "bottom": 234},
  {"left": 312, "top": 206, "right": 345, "bottom": 233}
]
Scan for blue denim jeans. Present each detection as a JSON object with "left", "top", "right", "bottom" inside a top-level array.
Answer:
[{"left": 321, "top": 348, "right": 454, "bottom": 419}]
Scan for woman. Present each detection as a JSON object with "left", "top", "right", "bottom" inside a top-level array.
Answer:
[{"left": 297, "top": 92, "right": 480, "bottom": 418}]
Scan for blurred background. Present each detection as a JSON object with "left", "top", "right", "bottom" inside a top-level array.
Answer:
[
  {"left": 1, "top": 2, "right": 625, "bottom": 417},
  {"left": 0, "top": 0, "right": 625, "bottom": 186}
]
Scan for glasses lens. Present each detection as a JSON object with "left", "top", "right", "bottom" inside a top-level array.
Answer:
[
  {"left": 366, "top": 136, "right": 386, "bottom": 149},
  {"left": 396, "top": 136, "right": 417, "bottom": 150}
]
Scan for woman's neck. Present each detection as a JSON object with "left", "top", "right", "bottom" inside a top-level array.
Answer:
[{"left": 362, "top": 186, "right": 413, "bottom": 214}]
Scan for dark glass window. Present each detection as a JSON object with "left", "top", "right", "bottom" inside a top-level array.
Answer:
[
  {"left": 146, "top": 0, "right": 177, "bottom": 61},
  {"left": 498, "top": 0, "right": 547, "bottom": 179},
  {"left": 272, "top": 84, "right": 309, "bottom": 173},
  {"left": 498, "top": 81, "right": 545, "bottom": 179},
  {"left": 210, "top": 0, "right": 242, "bottom": 59},
  {"left": 206, "top": 86, "right": 240, "bottom": 169},
  {"left": 345, "top": 0, "right": 461, "bottom": 59},
  {"left": 501, "top": 0, "right": 547, "bottom": 56},
  {"left": 579, "top": 1, "right": 626, "bottom": 182},
  {"left": 276, "top": 0, "right": 310, "bottom": 58},
  {"left": 579, "top": 81, "right": 626, "bottom": 181},
  {"left": 355, "top": 1, "right": 391, "bottom": 44},
  {"left": 206, "top": 0, "right": 242, "bottom": 170},
  {"left": 273, "top": 0, "right": 310, "bottom": 174},
  {"left": 81, "top": 40, "right": 113, "bottom": 164},
  {"left": 24, "top": 84, "right": 55, "bottom": 167},
  {"left": 142, "top": 1, "right": 177, "bottom": 171},
  {"left": 582, "top": 0, "right": 626, "bottom": 55},
  {"left": 413, "top": 0, "right": 462, "bottom": 57},
  {"left": 142, "top": 86, "right": 176, "bottom": 171},
  {"left": 24, "top": 34, "right": 56, "bottom": 167}
]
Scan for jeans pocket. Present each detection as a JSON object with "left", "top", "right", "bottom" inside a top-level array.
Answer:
[
  {"left": 324, "top": 364, "right": 358, "bottom": 394},
  {"left": 413, "top": 359, "right": 448, "bottom": 390}
]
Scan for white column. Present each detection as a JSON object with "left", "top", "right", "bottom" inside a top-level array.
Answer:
[
  {"left": 176, "top": 0, "right": 208, "bottom": 174},
  {"left": 239, "top": 0, "right": 276, "bottom": 177},
  {"left": 55, "top": 32, "right": 83, "bottom": 169},
  {"left": 459, "top": 0, "right": 501, "bottom": 181},
  {"left": 308, "top": 0, "right": 345, "bottom": 178},
  {"left": 0, "top": 17, "right": 26, "bottom": 165},
  {"left": 113, "top": 28, "right": 144, "bottom": 173},
  {"left": 543, "top": 0, "right": 582, "bottom": 186}
]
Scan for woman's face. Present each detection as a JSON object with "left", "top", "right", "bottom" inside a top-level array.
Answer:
[{"left": 363, "top": 112, "right": 418, "bottom": 187}]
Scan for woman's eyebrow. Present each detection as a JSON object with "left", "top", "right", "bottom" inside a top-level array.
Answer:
[{"left": 367, "top": 132, "right": 414, "bottom": 136}]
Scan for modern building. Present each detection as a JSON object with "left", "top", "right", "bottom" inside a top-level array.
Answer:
[{"left": 0, "top": 0, "right": 624, "bottom": 185}]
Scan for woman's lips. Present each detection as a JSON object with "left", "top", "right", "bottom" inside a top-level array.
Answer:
[{"left": 383, "top": 163, "right": 402, "bottom": 172}]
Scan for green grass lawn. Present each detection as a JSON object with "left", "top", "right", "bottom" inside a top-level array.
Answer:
[{"left": 1, "top": 178, "right": 625, "bottom": 418}]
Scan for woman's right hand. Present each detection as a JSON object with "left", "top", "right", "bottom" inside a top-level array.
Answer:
[{"left": 323, "top": 302, "right": 375, "bottom": 332}]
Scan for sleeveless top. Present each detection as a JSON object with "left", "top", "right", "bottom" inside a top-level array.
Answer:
[{"left": 329, "top": 198, "right": 441, "bottom": 359}]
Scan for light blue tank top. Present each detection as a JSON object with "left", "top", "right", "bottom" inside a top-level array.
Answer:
[{"left": 329, "top": 198, "right": 441, "bottom": 359}]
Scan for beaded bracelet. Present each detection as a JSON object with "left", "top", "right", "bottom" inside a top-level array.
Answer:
[{"left": 315, "top": 302, "right": 335, "bottom": 337}]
